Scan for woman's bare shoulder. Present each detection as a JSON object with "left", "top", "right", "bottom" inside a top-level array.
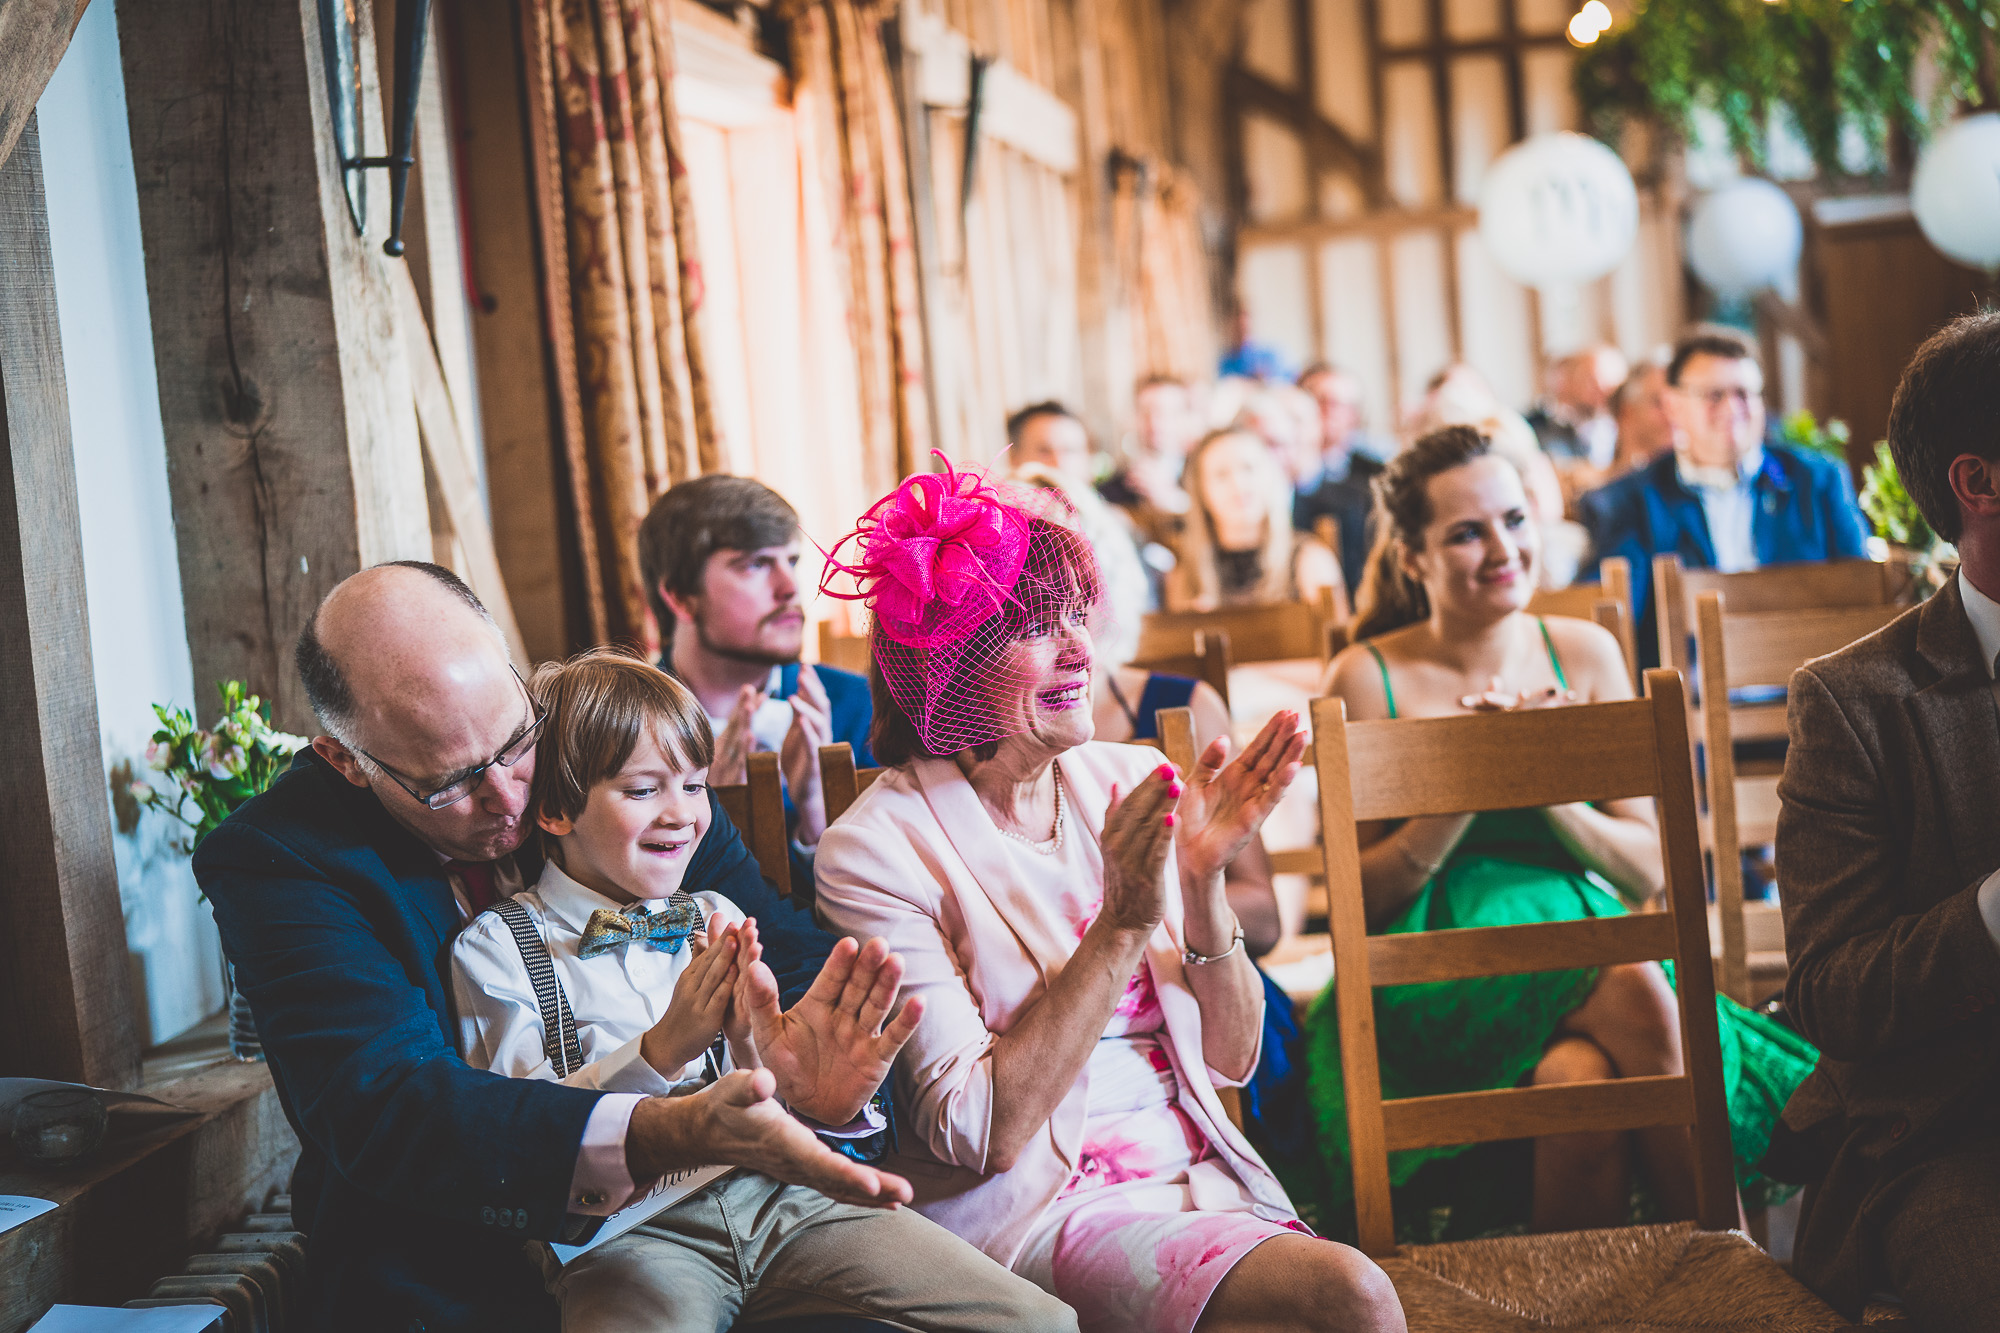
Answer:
[
  {"left": 1323, "top": 634, "right": 1404, "bottom": 720},
  {"left": 1540, "top": 613, "right": 1634, "bottom": 700}
]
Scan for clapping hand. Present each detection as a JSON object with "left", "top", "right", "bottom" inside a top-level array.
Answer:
[
  {"left": 730, "top": 920, "right": 923, "bottom": 1126},
  {"left": 679, "top": 1068, "right": 912, "bottom": 1209},
  {"left": 1099, "top": 763, "right": 1181, "bottom": 933},
  {"left": 711, "top": 684, "right": 763, "bottom": 786},
  {"left": 1458, "top": 676, "right": 1576, "bottom": 712},
  {"left": 640, "top": 915, "right": 739, "bottom": 1077},
  {"left": 1172, "top": 710, "right": 1307, "bottom": 885},
  {"left": 779, "top": 666, "right": 835, "bottom": 847}
]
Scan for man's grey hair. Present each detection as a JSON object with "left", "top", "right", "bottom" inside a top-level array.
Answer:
[{"left": 295, "top": 560, "right": 502, "bottom": 743}]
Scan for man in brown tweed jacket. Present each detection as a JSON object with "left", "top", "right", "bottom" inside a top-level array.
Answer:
[{"left": 1773, "top": 311, "right": 2000, "bottom": 1331}]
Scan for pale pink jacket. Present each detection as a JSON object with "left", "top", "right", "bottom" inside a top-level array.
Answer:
[{"left": 814, "top": 740, "right": 1299, "bottom": 1266}]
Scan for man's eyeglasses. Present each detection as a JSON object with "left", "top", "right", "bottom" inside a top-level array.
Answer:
[
  {"left": 352, "top": 670, "right": 545, "bottom": 811},
  {"left": 1678, "top": 385, "right": 1759, "bottom": 411}
]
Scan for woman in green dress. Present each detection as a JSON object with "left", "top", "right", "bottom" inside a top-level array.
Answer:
[{"left": 1297, "top": 425, "right": 1816, "bottom": 1240}]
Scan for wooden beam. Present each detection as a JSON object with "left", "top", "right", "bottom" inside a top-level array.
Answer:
[
  {"left": 394, "top": 262, "right": 528, "bottom": 663},
  {"left": 448, "top": 0, "right": 575, "bottom": 664},
  {"left": 117, "top": 0, "right": 431, "bottom": 734},
  {"left": 0, "top": 114, "right": 140, "bottom": 1089},
  {"left": 0, "top": 0, "right": 88, "bottom": 172},
  {"left": 1225, "top": 67, "right": 1375, "bottom": 182}
]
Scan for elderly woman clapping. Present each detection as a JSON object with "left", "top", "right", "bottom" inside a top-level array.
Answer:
[{"left": 814, "top": 465, "right": 1404, "bottom": 1333}]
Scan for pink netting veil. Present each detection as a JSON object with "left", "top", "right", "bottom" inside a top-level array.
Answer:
[{"left": 820, "top": 458, "right": 1112, "bottom": 756}]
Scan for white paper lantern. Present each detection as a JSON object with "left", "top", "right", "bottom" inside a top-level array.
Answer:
[
  {"left": 1685, "top": 178, "right": 1802, "bottom": 296},
  {"left": 1477, "top": 132, "right": 1640, "bottom": 287},
  {"left": 1911, "top": 113, "right": 2000, "bottom": 272}
]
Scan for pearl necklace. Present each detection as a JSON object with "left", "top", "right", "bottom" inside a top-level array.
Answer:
[{"left": 996, "top": 768, "right": 1065, "bottom": 855}]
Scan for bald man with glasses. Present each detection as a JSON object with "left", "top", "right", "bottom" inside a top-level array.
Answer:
[{"left": 196, "top": 561, "right": 917, "bottom": 1333}]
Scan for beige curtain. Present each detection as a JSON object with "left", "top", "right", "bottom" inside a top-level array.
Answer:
[
  {"left": 785, "top": 0, "right": 933, "bottom": 495},
  {"left": 1116, "top": 156, "right": 1213, "bottom": 382},
  {"left": 525, "top": 0, "right": 719, "bottom": 648}
]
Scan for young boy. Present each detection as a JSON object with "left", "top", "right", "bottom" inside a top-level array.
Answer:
[{"left": 450, "top": 648, "right": 1075, "bottom": 1333}]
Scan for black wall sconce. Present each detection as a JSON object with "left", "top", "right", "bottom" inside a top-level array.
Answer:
[{"left": 318, "top": 0, "right": 431, "bottom": 257}]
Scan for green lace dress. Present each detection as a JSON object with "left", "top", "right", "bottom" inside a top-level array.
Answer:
[{"left": 1285, "top": 629, "right": 1818, "bottom": 1242}]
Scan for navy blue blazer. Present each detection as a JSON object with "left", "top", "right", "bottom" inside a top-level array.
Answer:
[
  {"left": 196, "top": 749, "right": 846, "bottom": 1333},
  {"left": 1577, "top": 443, "right": 1870, "bottom": 666}
]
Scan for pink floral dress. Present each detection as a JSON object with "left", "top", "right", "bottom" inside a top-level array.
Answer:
[{"left": 1004, "top": 851, "right": 1307, "bottom": 1332}]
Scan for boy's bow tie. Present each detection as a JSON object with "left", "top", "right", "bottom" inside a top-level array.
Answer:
[{"left": 579, "top": 895, "right": 706, "bottom": 958}]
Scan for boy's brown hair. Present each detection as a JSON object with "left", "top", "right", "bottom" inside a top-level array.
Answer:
[{"left": 528, "top": 647, "right": 715, "bottom": 827}]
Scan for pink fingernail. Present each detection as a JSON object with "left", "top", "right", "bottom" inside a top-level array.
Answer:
[
  {"left": 1168, "top": 782, "right": 1183, "bottom": 797},
  {"left": 1164, "top": 813, "right": 1177, "bottom": 827},
  {"left": 1156, "top": 763, "right": 1175, "bottom": 779}
]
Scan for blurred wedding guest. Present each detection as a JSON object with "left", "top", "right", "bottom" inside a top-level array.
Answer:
[
  {"left": 1527, "top": 345, "right": 1628, "bottom": 473},
  {"left": 1006, "top": 401, "right": 1095, "bottom": 489},
  {"left": 1010, "top": 460, "right": 1150, "bottom": 664},
  {"left": 1767, "top": 311, "right": 2000, "bottom": 1332},
  {"left": 1101, "top": 377, "right": 1198, "bottom": 596},
  {"left": 1217, "top": 307, "right": 1294, "bottom": 382},
  {"left": 1293, "top": 363, "right": 1387, "bottom": 595},
  {"left": 1577, "top": 328, "right": 1868, "bottom": 665},
  {"left": 1168, "top": 428, "right": 1344, "bottom": 613},
  {"left": 1611, "top": 359, "right": 1676, "bottom": 471},
  {"left": 1242, "top": 382, "right": 1326, "bottom": 485},
  {"left": 1408, "top": 363, "right": 1500, "bottom": 445},
  {"left": 640, "top": 477, "right": 872, "bottom": 895},
  {"left": 1301, "top": 426, "right": 1815, "bottom": 1241}
]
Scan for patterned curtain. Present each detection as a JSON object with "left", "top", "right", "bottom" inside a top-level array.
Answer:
[
  {"left": 785, "top": 0, "right": 933, "bottom": 496},
  {"left": 524, "top": 0, "right": 718, "bottom": 648}
]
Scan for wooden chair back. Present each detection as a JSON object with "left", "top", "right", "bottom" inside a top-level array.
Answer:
[
  {"left": 1136, "top": 599, "right": 1334, "bottom": 667},
  {"left": 1127, "top": 631, "right": 1232, "bottom": 709},
  {"left": 1310, "top": 670, "right": 1737, "bottom": 1257},
  {"left": 817, "top": 621, "right": 873, "bottom": 678},
  {"left": 1528, "top": 557, "right": 1638, "bottom": 688},
  {"left": 1653, "top": 554, "right": 1895, "bottom": 686},
  {"left": 818, "top": 741, "right": 887, "bottom": 826},
  {"left": 1694, "top": 592, "right": 1904, "bottom": 1003},
  {"left": 712, "top": 751, "right": 792, "bottom": 894}
]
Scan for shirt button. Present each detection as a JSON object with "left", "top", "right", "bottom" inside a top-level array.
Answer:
[
  {"left": 1889, "top": 1118, "right": 1909, "bottom": 1141},
  {"left": 481, "top": 1207, "right": 496, "bottom": 1225},
  {"left": 576, "top": 1190, "right": 607, "bottom": 1207}
]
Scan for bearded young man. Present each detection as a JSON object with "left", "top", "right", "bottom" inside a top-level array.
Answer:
[{"left": 639, "top": 477, "right": 874, "bottom": 898}]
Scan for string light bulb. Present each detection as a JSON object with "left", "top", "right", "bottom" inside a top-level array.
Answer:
[{"left": 1567, "top": 0, "right": 1613, "bottom": 44}]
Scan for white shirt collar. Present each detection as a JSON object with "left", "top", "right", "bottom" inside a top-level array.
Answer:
[
  {"left": 1958, "top": 569, "right": 2000, "bottom": 680},
  {"left": 533, "top": 856, "right": 658, "bottom": 936},
  {"left": 1676, "top": 445, "right": 1764, "bottom": 494}
]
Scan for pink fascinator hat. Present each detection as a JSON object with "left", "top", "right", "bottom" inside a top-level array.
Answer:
[{"left": 821, "top": 456, "right": 1106, "bottom": 755}]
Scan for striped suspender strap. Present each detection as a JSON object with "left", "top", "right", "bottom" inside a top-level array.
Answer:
[{"left": 492, "top": 897, "right": 586, "bottom": 1078}]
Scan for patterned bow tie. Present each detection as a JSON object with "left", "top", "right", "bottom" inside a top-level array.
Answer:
[{"left": 578, "top": 895, "right": 706, "bottom": 959}]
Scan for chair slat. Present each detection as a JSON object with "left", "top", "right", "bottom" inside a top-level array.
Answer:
[
  {"left": 1366, "top": 914, "right": 1679, "bottom": 988},
  {"left": 1718, "top": 604, "right": 1904, "bottom": 690},
  {"left": 1343, "top": 700, "right": 1662, "bottom": 820},
  {"left": 1680, "top": 557, "right": 1890, "bottom": 614},
  {"left": 1137, "top": 600, "right": 1328, "bottom": 664},
  {"left": 1381, "top": 1074, "right": 1695, "bottom": 1151}
]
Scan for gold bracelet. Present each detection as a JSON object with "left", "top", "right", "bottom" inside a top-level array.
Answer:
[{"left": 1396, "top": 835, "right": 1444, "bottom": 881}]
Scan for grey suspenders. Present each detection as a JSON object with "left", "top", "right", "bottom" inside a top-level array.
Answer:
[
  {"left": 492, "top": 897, "right": 586, "bottom": 1078},
  {"left": 491, "top": 893, "right": 723, "bottom": 1084}
]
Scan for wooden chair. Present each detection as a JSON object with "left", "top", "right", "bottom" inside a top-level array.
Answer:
[
  {"left": 712, "top": 751, "right": 792, "bottom": 894},
  {"left": 819, "top": 741, "right": 886, "bottom": 825},
  {"left": 1528, "top": 556, "right": 1638, "bottom": 689},
  {"left": 1695, "top": 591, "right": 1904, "bottom": 1005},
  {"left": 1308, "top": 672, "right": 1847, "bottom": 1328},
  {"left": 1127, "top": 630, "right": 1232, "bottom": 710},
  {"left": 1654, "top": 553, "right": 1898, "bottom": 688},
  {"left": 817, "top": 621, "right": 873, "bottom": 678},
  {"left": 1136, "top": 598, "right": 1336, "bottom": 667}
]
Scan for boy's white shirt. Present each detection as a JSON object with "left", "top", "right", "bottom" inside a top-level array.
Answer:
[
  {"left": 452, "top": 857, "right": 749, "bottom": 1094},
  {"left": 451, "top": 858, "right": 751, "bottom": 1261}
]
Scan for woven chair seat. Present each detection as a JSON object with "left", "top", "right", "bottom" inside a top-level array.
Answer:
[
  {"left": 1861, "top": 1301, "right": 1912, "bottom": 1324},
  {"left": 1375, "top": 1221, "right": 1854, "bottom": 1330}
]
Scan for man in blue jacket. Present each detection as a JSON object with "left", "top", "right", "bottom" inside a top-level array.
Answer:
[
  {"left": 1578, "top": 328, "right": 1870, "bottom": 665},
  {"left": 196, "top": 562, "right": 915, "bottom": 1332},
  {"left": 641, "top": 478, "right": 874, "bottom": 897}
]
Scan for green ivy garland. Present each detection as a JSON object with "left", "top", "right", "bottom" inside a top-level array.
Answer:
[{"left": 1577, "top": 0, "right": 1999, "bottom": 175}]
